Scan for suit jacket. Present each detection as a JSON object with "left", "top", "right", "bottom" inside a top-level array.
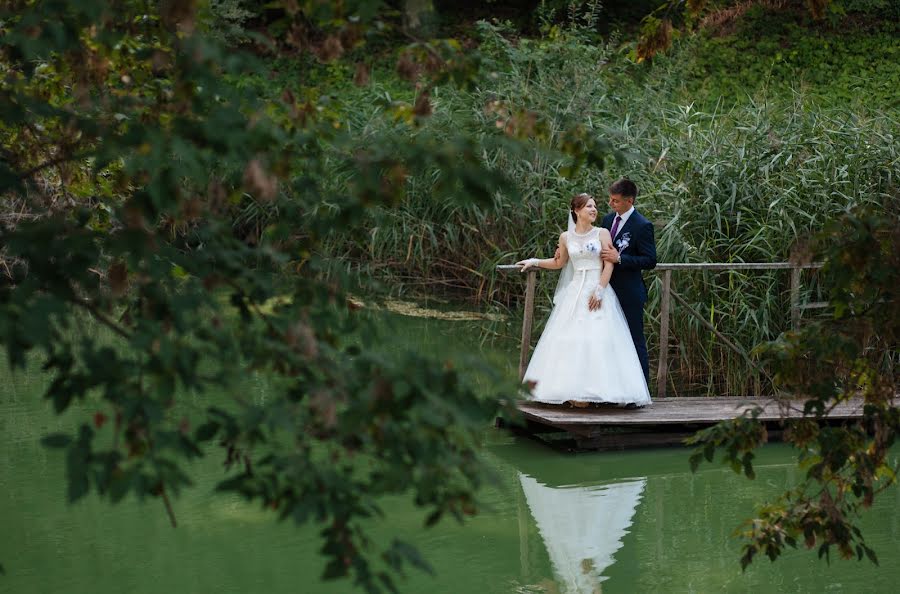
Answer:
[{"left": 601, "top": 209, "right": 657, "bottom": 305}]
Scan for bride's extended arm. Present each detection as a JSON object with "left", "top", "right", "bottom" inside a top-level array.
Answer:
[{"left": 516, "top": 232, "right": 569, "bottom": 271}]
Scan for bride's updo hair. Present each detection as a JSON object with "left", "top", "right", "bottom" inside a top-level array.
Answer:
[{"left": 570, "top": 193, "right": 592, "bottom": 223}]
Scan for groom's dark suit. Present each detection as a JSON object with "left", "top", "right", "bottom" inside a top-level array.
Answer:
[{"left": 601, "top": 209, "right": 657, "bottom": 382}]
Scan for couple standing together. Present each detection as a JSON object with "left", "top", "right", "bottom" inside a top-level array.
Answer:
[{"left": 516, "top": 178, "right": 656, "bottom": 408}]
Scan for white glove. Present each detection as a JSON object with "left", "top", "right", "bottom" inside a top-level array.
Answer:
[{"left": 517, "top": 258, "right": 540, "bottom": 271}]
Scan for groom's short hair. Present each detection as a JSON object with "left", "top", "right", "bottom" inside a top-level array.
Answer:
[{"left": 608, "top": 178, "right": 638, "bottom": 201}]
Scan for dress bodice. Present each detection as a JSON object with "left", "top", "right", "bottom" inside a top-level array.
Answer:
[{"left": 566, "top": 227, "right": 603, "bottom": 271}]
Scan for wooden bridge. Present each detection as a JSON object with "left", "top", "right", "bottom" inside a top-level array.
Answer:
[
  {"left": 495, "top": 261, "right": 870, "bottom": 451},
  {"left": 512, "top": 396, "right": 866, "bottom": 451}
]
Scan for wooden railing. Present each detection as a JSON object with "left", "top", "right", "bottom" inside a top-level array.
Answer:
[{"left": 497, "top": 262, "right": 824, "bottom": 399}]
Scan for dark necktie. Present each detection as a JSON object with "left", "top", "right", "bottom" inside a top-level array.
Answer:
[{"left": 610, "top": 215, "right": 622, "bottom": 240}]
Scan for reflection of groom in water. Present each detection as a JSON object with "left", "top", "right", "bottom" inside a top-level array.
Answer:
[{"left": 600, "top": 178, "right": 657, "bottom": 384}]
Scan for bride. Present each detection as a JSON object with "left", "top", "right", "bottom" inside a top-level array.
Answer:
[{"left": 516, "top": 193, "right": 651, "bottom": 407}]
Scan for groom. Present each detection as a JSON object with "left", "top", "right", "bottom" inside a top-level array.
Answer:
[{"left": 600, "top": 178, "right": 657, "bottom": 383}]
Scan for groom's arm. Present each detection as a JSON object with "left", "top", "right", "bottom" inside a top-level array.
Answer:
[{"left": 618, "top": 221, "right": 657, "bottom": 271}]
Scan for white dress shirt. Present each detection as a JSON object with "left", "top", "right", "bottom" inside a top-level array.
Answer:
[{"left": 612, "top": 205, "right": 635, "bottom": 238}]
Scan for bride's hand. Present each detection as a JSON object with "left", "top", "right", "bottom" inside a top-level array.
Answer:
[
  {"left": 516, "top": 258, "right": 540, "bottom": 271},
  {"left": 588, "top": 285, "right": 605, "bottom": 311}
]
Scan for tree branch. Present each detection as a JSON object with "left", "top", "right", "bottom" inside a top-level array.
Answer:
[
  {"left": 18, "top": 151, "right": 90, "bottom": 181},
  {"left": 73, "top": 298, "right": 132, "bottom": 340}
]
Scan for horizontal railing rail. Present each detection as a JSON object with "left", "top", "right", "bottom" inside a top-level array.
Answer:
[{"left": 497, "top": 262, "right": 824, "bottom": 398}]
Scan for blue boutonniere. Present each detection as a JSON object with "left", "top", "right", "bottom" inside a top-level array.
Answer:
[
  {"left": 615, "top": 232, "right": 631, "bottom": 252},
  {"left": 585, "top": 240, "right": 600, "bottom": 254}
]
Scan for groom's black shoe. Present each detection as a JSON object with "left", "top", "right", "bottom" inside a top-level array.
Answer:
[{"left": 623, "top": 403, "right": 645, "bottom": 410}]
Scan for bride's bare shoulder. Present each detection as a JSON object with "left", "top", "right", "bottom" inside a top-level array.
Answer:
[
  {"left": 598, "top": 227, "right": 611, "bottom": 239},
  {"left": 559, "top": 230, "right": 568, "bottom": 242}
]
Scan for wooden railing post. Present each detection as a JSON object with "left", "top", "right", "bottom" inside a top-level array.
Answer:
[
  {"left": 518, "top": 269, "right": 537, "bottom": 380},
  {"left": 656, "top": 269, "right": 672, "bottom": 399},
  {"left": 790, "top": 266, "right": 801, "bottom": 330}
]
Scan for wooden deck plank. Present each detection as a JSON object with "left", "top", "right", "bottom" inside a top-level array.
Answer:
[
  {"left": 509, "top": 396, "right": 881, "bottom": 452},
  {"left": 517, "top": 397, "right": 868, "bottom": 428}
]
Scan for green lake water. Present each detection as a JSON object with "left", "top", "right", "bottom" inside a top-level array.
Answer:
[{"left": 2, "top": 312, "right": 898, "bottom": 593}]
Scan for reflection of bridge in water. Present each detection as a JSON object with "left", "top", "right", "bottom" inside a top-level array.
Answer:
[{"left": 498, "top": 261, "right": 869, "bottom": 451}]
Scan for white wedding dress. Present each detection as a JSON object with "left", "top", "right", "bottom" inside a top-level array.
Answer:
[{"left": 523, "top": 226, "right": 651, "bottom": 405}]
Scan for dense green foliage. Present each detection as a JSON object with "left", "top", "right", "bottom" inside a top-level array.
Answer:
[
  {"left": 671, "top": 7, "right": 900, "bottom": 107},
  {"left": 634, "top": 0, "right": 900, "bottom": 60},
  {"left": 688, "top": 201, "right": 898, "bottom": 568},
  {"left": 314, "top": 18, "right": 899, "bottom": 395}
]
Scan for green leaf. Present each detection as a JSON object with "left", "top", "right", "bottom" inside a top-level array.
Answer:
[
  {"left": 67, "top": 471, "right": 90, "bottom": 503},
  {"left": 424, "top": 509, "right": 443, "bottom": 527},
  {"left": 41, "top": 433, "right": 72, "bottom": 448},
  {"left": 389, "top": 539, "right": 434, "bottom": 576},
  {"left": 688, "top": 451, "right": 703, "bottom": 473},
  {"left": 49, "top": 384, "right": 75, "bottom": 414},
  {"left": 108, "top": 469, "right": 134, "bottom": 504},
  {"left": 742, "top": 453, "right": 756, "bottom": 480},
  {"left": 376, "top": 572, "right": 399, "bottom": 594},
  {"left": 321, "top": 558, "right": 348, "bottom": 580},
  {"left": 863, "top": 545, "right": 879, "bottom": 566},
  {"left": 66, "top": 425, "right": 93, "bottom": 503}
]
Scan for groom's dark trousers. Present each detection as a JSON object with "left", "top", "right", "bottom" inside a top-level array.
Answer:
[{"left": 601, "top": 210, "right": 657, "bottom": 383}]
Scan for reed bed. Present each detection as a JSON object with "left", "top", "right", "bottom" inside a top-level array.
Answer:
[{"left": 319, "top": 24, "right": 900, "bottom": 395}]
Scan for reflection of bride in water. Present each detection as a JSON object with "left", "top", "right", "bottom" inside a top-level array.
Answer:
[{"left": 518, "top": 473, "right": 646, "bottom": 593}]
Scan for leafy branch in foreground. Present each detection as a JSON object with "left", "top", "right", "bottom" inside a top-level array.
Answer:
[
  {"left": 0, "top": 1, "right": 616, "bottom": 591},
  {"left": 687, "top": 200, "right": 899, "bottom": 569}
]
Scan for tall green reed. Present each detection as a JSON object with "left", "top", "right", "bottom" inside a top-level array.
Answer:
[{"left": 318, "top": 22, "right": 899, "bottom": 395}]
